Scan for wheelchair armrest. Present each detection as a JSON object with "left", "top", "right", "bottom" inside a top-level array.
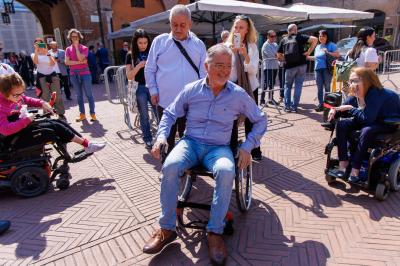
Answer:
[
  {"left": 28, "top": 109, "right": 39, "bottom": 114},
  {"left": 383, "top": 117, "right": 400, "bottom": 126}
]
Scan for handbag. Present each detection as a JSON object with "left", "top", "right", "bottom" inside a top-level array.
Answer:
[
  {"left": 335, "top": 59, "right": 357, "bottom": 82},
  {"left": 325, "top": 53, "right": 336, "bottom": 74},
  {"left": 126, "top": 56, "right": 138, "bottom": 113}
]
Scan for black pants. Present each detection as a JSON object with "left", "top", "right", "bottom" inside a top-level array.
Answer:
[
  {"left": 58, "top": 74, "right": 71, "bottom": 99},
  {"left": 278, "top": 67, "right": 285, "bottom": 98},
  {"left": 336, "top": 119, "right": 395, "bottom": 169},
  {"left": 246, "top": 90, "right": 262, "bottom": 157},
  {"left": 20, "top": 70, "right": 34, "bottom": 87},
  {"left": 4, "top": 120, "right": 76, "bottom": 150},
  {"left": 157, "top": 106, "right": 186, "bottom": 153}
]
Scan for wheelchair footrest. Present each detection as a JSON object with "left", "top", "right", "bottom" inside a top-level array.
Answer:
[{"left": 70, "top": 149, "right": 90, "bottom": 163}]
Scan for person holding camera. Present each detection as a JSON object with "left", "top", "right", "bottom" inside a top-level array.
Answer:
[
  {"left": 32, "top": 38, "right": 66, "bottom": 120},
  {"left": 226, "top": 15, "right": 262, "bottom": 161},
  {"left": 125, "top": 29, "right": 156, "bottom": 149}
]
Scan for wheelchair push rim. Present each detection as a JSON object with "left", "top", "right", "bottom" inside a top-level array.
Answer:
[
  {"left": 235, "top": 163, "right": 253, "bottom": 212},
  {"left": 10, "top": 166, "right": 49, "bottom": 197}
]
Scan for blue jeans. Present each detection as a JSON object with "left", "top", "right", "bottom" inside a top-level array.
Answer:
[
  {"left": 315, "top": 68, "right": 332, "bottom": 106},
  {"left": 136, "top": 84, "right": 156, "bottom": 142},
  {"left": 159, "top": 137, "right": 236, "bottom": 234},
  {"left": 70, "top": 74, "right": 95, "bottom": 115},
  {"left": 284, "top": 64, "right": 307, "bottom": 110}
]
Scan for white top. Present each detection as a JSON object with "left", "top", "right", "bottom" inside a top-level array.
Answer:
[
  {"left": 0, "top": 63, "right": 15, "bottom": 75},
  {"left": 48, "top": 50, "right": 60, "bottom": 74},
  {"left": 227, "top": 42, "right": 260, "bottom": 91},
  {"left": 31, "top": 54, "right": 57, "bottom": 75},
  {"left": 356, "top": 47, "right": 379, "bottom": 67}
]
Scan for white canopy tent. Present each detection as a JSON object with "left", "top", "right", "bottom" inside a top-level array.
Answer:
[
  {"left": 286, "top": 3, "right": 374, "bottom": 21},
  {"left": 108, "top": 0, "right": 308, "bottom": 39}
]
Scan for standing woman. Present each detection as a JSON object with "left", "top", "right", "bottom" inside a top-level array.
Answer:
[
  {"left": 32, "top": 38, "right": 66, "bottom": 120},
  {"left": 226, "top": 15, "right": 262, "bottom": 161},
  {"left": 348, "top": 27, "right": 379, "bottom": 70},
  {"left": 65, "top": 29, "right": 97, "bottom": 122},
  {"left": 125, "top": 29, "right": 156, "bottom": 149},
  {"left": 310, "top": 30, "right": 339, "bottom": 112}
]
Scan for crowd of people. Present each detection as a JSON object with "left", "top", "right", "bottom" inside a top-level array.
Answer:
[{"left": 0, "top": 3, "right": 398, "bottom": 265}]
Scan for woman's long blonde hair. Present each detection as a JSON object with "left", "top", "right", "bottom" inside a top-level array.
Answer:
[{"left": 226, "top": 15, "right": 258, "bottom": 45}]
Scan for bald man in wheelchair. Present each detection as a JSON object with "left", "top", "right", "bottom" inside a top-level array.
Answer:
[{"left": 143, "top": 44, "right": 267, "bottom": 264}]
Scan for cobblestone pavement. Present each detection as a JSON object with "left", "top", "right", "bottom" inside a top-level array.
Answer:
[{"left": 0, "top": 74, "right": 399, "bottom": 266}]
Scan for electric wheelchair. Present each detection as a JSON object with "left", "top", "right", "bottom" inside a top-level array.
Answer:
[
  {"left": 160, "top": 123, "right": 253, "bottom": 235},
  {"left": 322, "top": 92, "right": 400, "bottom": 201},
  {"left": 0, "top": 112, "right": 92, "bottom": 198}
]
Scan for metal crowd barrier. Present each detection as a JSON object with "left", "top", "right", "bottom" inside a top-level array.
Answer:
[
  {"left": 380, "top": 49, "right": 400, "bottom": 90},
  {"left": 103, "top": 65, "right": 121, "bottom": 104}
]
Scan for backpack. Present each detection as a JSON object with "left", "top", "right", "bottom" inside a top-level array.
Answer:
[{"left": 282, "top": 35, "right": 302, "bottom": 65}]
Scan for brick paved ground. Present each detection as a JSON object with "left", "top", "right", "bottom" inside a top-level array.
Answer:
[{"left": 0, "top": 73, "right": 399, "bottom": 266}]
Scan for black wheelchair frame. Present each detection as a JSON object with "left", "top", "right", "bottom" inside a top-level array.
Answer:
[
  {"left": 160, "top": 139, "right": 252, "bottom": 235},
  {"left": 322, "top": 93, "right": 400, "bottom": 201},
  {"left": 0, "top": 113, "right": 92, "bottom": 197}
]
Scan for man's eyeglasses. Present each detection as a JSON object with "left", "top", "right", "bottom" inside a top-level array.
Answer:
[
  {"left": 11, "top": 92, "right": 25, "bottom": 99},
  {"left": 212, "top": 63, "right": 232, "bottom": 71}
]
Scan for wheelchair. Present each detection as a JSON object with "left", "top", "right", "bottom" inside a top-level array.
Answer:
[
  {"left": 322, "top": 92, "right": 400, "bottom": 201},
  {"left": 0, "top": 112, "right": 92, "bottom": 198},
  {"left": 160, "top": 133, "right": 253, "bottom": 235}
]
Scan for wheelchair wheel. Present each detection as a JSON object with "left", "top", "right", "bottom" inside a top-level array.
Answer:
[
  {"left": 325, "top": 175, "right": 336, "bottom": 184},
  {"left": 375, "top": 181, "right": 390, "bottom": 201},
  {"left": 56, "top": 174, "right": 70, "bottom": 190},
  {"left": 388, "top": 158, "right": 400, "bottom": 192},
  {"left": 235, "top": 163, "right": 253, "bottom": 212},
  {"left": 178, "top": 175, "right": 193, "bottom": 202},
  {"left": 10, "top": 166, "right": 49, "bottom": 198}
]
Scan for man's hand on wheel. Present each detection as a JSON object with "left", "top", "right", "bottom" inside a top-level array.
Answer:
[
  {"left": 238, "top": 148, "right": 251, "bottom": 170},
  {"left": 151, "top": 94, "right": 159, "bottom": 106},
  {"left": 151, "top": 139, "right": 167, "bottom": 160}
]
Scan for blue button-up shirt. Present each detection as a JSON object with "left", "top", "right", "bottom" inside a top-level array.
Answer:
[
  {"left": 145, "top": 32, "right": 207, "bottom": 108},
  {"left": 157, "top": 78, "right": 267, "bottom": 152}
]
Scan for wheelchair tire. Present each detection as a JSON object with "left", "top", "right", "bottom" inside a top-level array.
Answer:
[
  {"left": 178, "top": 175, "right": 193, "bottom": 202},
  {"left": 388, "top": 158, "right": 400, "bottom": 192},
  {"left": 235, "top": 163, "right": 253, "bottom": 213},
  {"left": 375, "top": 182, "right": 390, "bottom": 201},
  {"left": 10, "top": 166, "right": 49, "bottom": 198}
]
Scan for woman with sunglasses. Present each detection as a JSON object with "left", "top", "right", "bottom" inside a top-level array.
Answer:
[
  {"left": 32, "top": 38, "right": 66, "bottom": 120},
  {"left": 308, "top": 30, "right": 339, "bottom": 112},
  {"left": 327, "top": 67, "right": 400, "bottom": 183},
  {"left": 226, "top": 15, "right": 263, "bottom": 161},
  {"left": 65, "top": 29, "right": 97, "bottom": 122}
]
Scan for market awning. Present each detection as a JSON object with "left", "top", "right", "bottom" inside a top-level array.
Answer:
[
  {"left": 108, "top": 0, "right": 308, "bottom": 39},
  {"left": 298, "top": 23, "right": 357, "bottom": 32},
  {"left": 286, "top": 3, "right": 374, "bottom": 21}
]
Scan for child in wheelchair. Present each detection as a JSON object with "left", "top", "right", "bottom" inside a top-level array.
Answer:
[
  {"left": 323, "top": 67, "right": 400, "bottom": 199},
  {"left": 0, "top": 72, "right": 106, "bottom": 197}
]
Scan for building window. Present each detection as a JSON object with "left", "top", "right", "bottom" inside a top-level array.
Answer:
[{"left": 131, "top": 0, "right": 144, "bottom": 8}]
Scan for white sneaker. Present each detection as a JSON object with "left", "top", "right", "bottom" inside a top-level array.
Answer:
[{"left": 84, "top": 141, "right": 107, "bottom": 154}]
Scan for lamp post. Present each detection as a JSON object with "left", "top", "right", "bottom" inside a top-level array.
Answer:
[{"left": 96, "top": 0, "right": 106, "bottom": 46}]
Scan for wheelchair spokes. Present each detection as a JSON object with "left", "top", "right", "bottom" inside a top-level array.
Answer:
[
  {"left": 178, "top": 174, "right": 193, "bottom": 202},
  {"left": 10, "top": 166, "right": 49, "bottom": 197},
  {"left": 235, "top": 163, "right": 253, "bottom": 212}
]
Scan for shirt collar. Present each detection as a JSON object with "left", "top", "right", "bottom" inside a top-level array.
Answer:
[
  {"left": 169, "top": 31, "right": 193, "bottom": 42},
  {"left": 201, "top": 77, "right": 233, "bottom": 92}
]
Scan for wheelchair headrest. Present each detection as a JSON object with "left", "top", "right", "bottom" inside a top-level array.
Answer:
[{"left": 324, "top": 92, "right": 342, "bottom": 108}]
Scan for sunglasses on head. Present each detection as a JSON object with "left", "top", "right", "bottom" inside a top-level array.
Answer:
[{"left": 236, "top": 15, "right": 250, "bottom": 21}]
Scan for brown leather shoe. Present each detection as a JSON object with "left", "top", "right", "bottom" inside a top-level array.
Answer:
[
  {"left": 142, "top": 228, "right": 177, "bottom": 254},
  {"left": 207, "top": 232, "right": 227, "bottom": 265}
]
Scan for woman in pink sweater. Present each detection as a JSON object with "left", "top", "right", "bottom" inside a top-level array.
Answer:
[{"left": 0, "top": 73, "right": 106, "bottom": 153}]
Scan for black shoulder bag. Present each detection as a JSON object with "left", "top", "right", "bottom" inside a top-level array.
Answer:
[{"left": 173, "top": 39, "right": 200, "bottom": 79}]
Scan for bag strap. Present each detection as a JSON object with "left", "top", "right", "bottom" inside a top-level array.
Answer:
[{"left": 173, "top": 39, "right": 200, "bottom": 79}]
